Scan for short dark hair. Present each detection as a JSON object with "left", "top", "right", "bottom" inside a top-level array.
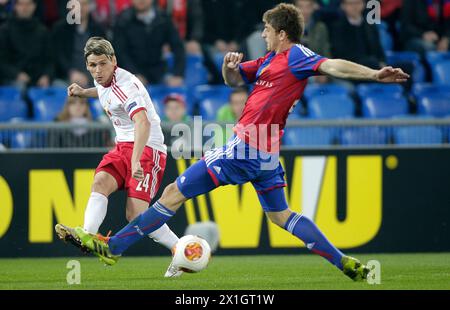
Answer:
[{"left": 263, "top": 3, "right": 304, "bottom": 43}]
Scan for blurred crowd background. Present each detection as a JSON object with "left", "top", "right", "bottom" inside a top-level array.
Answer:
[{"left": 0, "top": 0, "right": 449, "bottom": 149}]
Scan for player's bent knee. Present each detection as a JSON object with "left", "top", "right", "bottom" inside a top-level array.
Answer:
[
  {"left": 266, "top": 209, "right": 293, "bottom": 228},
  {"left": 91, "top": 173, "right": 116, "bottom": 196},
  {"left": 159, "top": 182, "right": 187, "bottom": 211},
  {"left": 126, "top": 208, "right": 139, "bottom": 222}
]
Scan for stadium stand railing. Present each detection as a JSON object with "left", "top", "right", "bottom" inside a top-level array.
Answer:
[{"left": 1, "top": 118, "right": 449, "bottom": 151}]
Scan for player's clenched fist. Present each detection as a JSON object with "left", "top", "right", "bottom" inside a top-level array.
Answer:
[
  {"left": 223, "top": 52, "right": 244, "bottom": 70},
  {"left": 67, "top": 83, "right": 86, "bottom": 97}
]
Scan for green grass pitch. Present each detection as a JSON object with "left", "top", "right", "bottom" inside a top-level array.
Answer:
[{"left": 0, "top": 253, "right": 449, "bottom": 290}]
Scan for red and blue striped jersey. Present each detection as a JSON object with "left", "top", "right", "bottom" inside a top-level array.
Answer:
[{"left": 235, "top": 44, "right": 327, "bottom": 153}]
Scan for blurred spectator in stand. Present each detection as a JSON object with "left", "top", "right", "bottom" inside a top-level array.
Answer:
[
  {"left": 35, "top": 0, "right": 67, "bottom": 29},
  {"left": 55, "top": 96, "right": 94, "bottom": 147},
  {"left": 163, "top": 93, "right": 190, "bottom": 122},
  {"left": 401, "top": 0, "right": 450, "bottom": 55},
  {"left": 380, "top": 0, "right": 402, "bottom": 51},
  {"left": 93, "top": 0, "right": 132, "bottom": 28},
  {"left": 331, "top": 0, "right": 386, "bottom": 70},
  {"left": 162, "top": 93, "right": 191, "bottom": 150},
  {"left": 53, "top": 0, "right": 105, "bottom": 88},
  {"left": 201, "top": 0, "right": 241, "bottom": 54},
  {"left": 315, "top": 0, "right": 341, "bottom": 28},
  {"left": 0, "top": 0, "right": 53, "bottom": 88},
  {"left": 0, "top": 0, "right": 12, "bottom": 26},
  {"left": 215, "top": 87, "right": 247, "bottom": 145},
  {"left": 157, "top": 0, "right": 204, "bottom": 55},
  {"left": 242, "top": 22, "right": 267, "bottom": 60},
  {"left": 296, "top": 0, "right": 332, "bottom": 84},
  {"left": 114, "top": 0, "right": 186, "bottom": 87}
]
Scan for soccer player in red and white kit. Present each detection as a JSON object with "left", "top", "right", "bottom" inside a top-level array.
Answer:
[{"left": 55, "top": 37, "right": 181, "bottom": 277}]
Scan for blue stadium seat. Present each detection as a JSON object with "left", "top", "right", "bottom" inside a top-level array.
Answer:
[
  {"left": 385, "top": 51, "right": 425, "bottom": 83},
  {"left": 193, "top": 84, "right": 233, "bottom": 106},
  {"left": 185, "top": 55, "right": 209, "bottom": 87},
  {"left": 0, "top": 99, "right": 28, "bottom": 122},
  {"left": 425, "top": 51, "right": 450, "bottom": 66},
  {"left": 417, "top": 95, "right": 450, "bottom": 117},
  {"left": 165, "top": 53, "right": 209, "bottom": 87},
  {"left": 356, "top": 83, "right": 404, "bottom": 99},
  {"left": 199, "top": 98, "right": 228, "bottom": 120},
  {"left": 303, "top": 83, "right": 349, "bottom": 100},
  {"left": 0, "top": 86, "right": 27, "bottom": 122},
  {"left": 377, "top": 22, "right": 393, "bottom": 52},
  {"left": 340, "top": 127, "right": 388, "bottom": 145},
  {"left": 29, "top": 87, "right": 67, "bottom": 122},
  {"left": 164, "top": 52, "right": 174, "bottom": 71},
  {"left": 283, "top": 127, "right": 334, "bottom": 146},
  {"left": 393, "top": 126, "right": 443, "bottom": 145},
  {"left": 0, "top": 86, "right": 21, "bottom": 101},
  {"left": 411, "top": 83, "right": 450, "bottom": 98},
  {"left": 147, "top": 85, "right": 193, "bottom": 115},
  {"left": 89, "top": 99, "right": 105, "bottom": 120},
  {"left": 362, "top": 96, "right": 409, "bottom": 118},
  {"left": 308, "top": 94, "right": 355, "bottom": 119},
  {"left": 432, "top": 61, "right": 450, "bottom": 85},
  {"left": 213, "top": 52, "right": 225, "bottom": 71},
  {"left": 194, "top": 85, "right": 233, "bottom": 120}
]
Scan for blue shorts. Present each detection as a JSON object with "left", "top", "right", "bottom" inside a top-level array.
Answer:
[{"left": 176, "top": 136, "right": 288, "bottom": 212}]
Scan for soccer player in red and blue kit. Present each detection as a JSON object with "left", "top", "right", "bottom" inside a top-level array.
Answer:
[{"left": 70, "top": 3, "right": 409, "bottom": 280}]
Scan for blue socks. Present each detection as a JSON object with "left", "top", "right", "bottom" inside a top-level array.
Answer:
[
  {"left": 285, "top": 213, "right": 344, "bottom": 270},
  {"left": 108, "top": 202, "right": 175, "bottom": 255}
]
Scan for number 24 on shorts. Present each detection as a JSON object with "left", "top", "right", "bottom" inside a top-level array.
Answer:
[{"left": 136, "top": 174, "right": 150, "bottom": 192}]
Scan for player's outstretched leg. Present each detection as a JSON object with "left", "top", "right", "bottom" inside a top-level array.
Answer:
[{"left": 261, "top": 188, "right": 369, "bottom": 281}]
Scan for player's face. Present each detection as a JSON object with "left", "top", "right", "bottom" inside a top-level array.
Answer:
[
  {"left": 262, "top": 23, "right": 280, "bottom": 52},
  {"left": 86, "top": 54, "right": 117, "bottom": 87}
]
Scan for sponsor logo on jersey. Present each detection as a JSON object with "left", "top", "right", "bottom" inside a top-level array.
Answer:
[{"left": 255, "top": 80, "right": 273, "bottom": 88}]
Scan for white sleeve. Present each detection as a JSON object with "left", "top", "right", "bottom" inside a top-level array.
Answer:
[{"left": 124, "top": 94, "right": 147, "bottom": 120}]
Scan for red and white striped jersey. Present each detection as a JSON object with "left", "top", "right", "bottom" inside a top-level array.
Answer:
[{"left": 95, "top": 67, "right": 166, "bottom": 153}]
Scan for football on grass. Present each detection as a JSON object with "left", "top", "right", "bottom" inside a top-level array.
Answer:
[{"left": 173, "top": 235, "right": 211, "bottom": 273}]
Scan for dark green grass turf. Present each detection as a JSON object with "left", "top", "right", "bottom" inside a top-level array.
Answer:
[{"left": 0, "top": 253, "right": 449, "bottom": 290}]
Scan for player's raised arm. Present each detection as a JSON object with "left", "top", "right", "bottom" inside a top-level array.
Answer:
[
  {"left": 318, "top": 59, "right": 410, "bottom": 83},
  {"left": 67, "top": 83, "right": 99, "bottom": 98},
  {"left": 222, "top": 52, "right": 245, "bottom": 87}
]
